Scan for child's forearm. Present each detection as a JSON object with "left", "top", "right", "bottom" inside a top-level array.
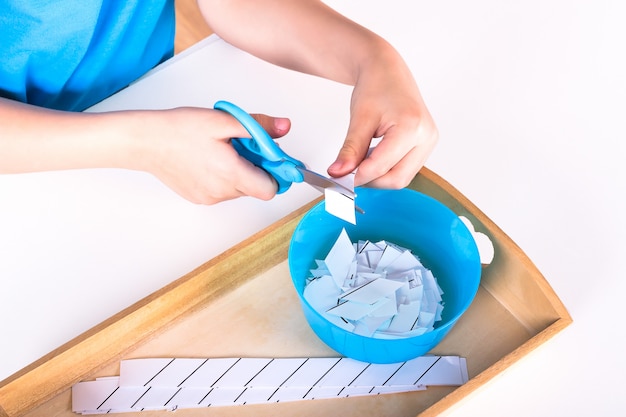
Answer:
[
  {"left": 0, "top": 97, "right": 149, "bottom": 174},
  {"left": 197, "top": 0, "right": 394, "bottom": 86}
]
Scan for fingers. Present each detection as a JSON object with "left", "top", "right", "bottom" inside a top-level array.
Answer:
[
  {"left": 363, "top": 119, "right": 438, "bottom": 188},
  {"left": 204, "top": 110, "right": 288, "bottom": 200},
  {"left": 328, "top": 105, "right": 379, "bottom": 178},
  {"left": 207, "top": 112, "right": 281, "bottom": 202},
  {"left": 180, "top": 154, "right": 278, "bottom": 205},
  {"left": 162, "top": 153, "right": 276, "bottom": 206},
  {"left": 358, "top": 142, "right": 429, "bottom": 189},
  {"left": 330, "top": 105, "right": 438, "bottom": 188},
  {"left": 231, "top": 155, "right": 279, "bottom": 201},
  {"left": 225, "top": 112, "right": 289, "bottom": 199},
  {"left": 210, "top": 111, "right": 291, "bottom": 139},
  {"left": 251, "top": 113, "right": 291, "bottom": 138}
]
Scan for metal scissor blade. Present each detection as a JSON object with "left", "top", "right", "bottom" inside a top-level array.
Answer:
[
  {"left": 297, "top": 167, "right": 355, "bottom": 196},
  {"left": 296, "top": 167, "right": 365, "bottom": 214}
]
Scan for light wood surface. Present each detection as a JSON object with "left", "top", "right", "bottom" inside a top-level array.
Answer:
[
  {"left": 175, "top": 0, "right": 213, "bottom": 53},
  {"left": 0, "top": 168, "right": 572, "bottom": 417}
]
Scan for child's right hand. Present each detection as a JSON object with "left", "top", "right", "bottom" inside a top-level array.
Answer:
[{"left": 131, "top": 107, "right": 292, "bottom": 204}]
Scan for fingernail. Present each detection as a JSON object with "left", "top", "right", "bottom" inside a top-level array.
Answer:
[
  {"left": 328, "top": 160, "right": 343, "bottom": 174},
  {"left": 274, "top": 118, "right": 289, "bottom": 133}
]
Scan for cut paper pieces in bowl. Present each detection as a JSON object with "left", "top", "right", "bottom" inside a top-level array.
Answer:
[
  {"left": 304, "top": 228, "right": 445, "bottom": 339},
  {"left": 72, "top": 355, "right": 468, "bottom": 414}
]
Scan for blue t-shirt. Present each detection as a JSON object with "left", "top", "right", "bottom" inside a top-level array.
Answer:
[{"left": 0, "top": 0, "right": 175, "bottom": 111}]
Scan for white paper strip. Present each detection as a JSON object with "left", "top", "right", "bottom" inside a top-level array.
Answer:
[{"left": 72, "top": 356, "right": 468, "bottom": 414}]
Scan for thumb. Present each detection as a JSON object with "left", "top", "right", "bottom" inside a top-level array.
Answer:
[
  {"left": 250, "top": 113, "right": 291, "bottom": 138},
  {"left": 328, "top": 118, "right": 376, "bottom": 178}
]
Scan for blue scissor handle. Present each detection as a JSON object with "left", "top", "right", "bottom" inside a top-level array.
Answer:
[{"left": 214, "top": 100, "right": 304, "bottom": 194}]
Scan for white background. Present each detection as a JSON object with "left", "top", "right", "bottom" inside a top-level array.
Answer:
[{"left": 1, "top": 0, "right": 625, "bottom": 415}]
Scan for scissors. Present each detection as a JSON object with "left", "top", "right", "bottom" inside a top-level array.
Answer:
[{"left": 214, "top": 100, "right": 362, "bottom": 212}]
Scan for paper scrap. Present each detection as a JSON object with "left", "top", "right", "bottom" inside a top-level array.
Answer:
[
  {"left": 323, "top": 173, "right": 357, "bottom": 224},
  {"left": 304, "top": 229, "right": 445, "bottom": 338},
  {"left": 72, "top": 355, "right": 468, "bottom": 414},
  {"left": 340, "top": 278, "right": 405, "bottom": 304},
  {"left": 324, "top": 228, "right": 356, "bottom": 288},
  {"left": 325, "top": 188, "right": 356, "bottom": 225}
]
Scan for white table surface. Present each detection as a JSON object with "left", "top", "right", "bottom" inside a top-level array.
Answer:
[{"left": 1, "top": 1, "right": 625, "bottom": 415}]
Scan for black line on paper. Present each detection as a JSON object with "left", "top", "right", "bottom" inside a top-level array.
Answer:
[
  {"left": 144, "top": 358, "right": 175, "bottom": 386},
  {"left": 267, "top": 386, "right": 281, "bottom": 401},
  {"left": 96, "top": 386, "right": 119, "bottom": 410},
  {"left": 178, "top": 358, "right": 208, "bottom": 387},
  {"left": 382, "top": 361, "right": 407, "bottom": 386},
  {"left": 233, "top": 387, "right": 248, "bottom": 403},
  {"left": 245, "top": 358, "right": 274, "bottom": 386},
  {"left": 302, "top": 358, "right": 341, "bottom": 398},
  {"left": 164, "top": 387, "right": 182, "bottom": 406},
  {"left": 281, "top": 358, "right": 308, "bottom": 386},
  {"left": 348, "top": 363, "right": 371, "bottom": 386},
  {"left": 340, "top": 277, "right": 377, "bottom": 299},
  {"left": 131, "top": 387, "right": 151, "bottom": 409},
  {"left": 211, "top": 358, "right": 241, "bottom": 387},
  {"left": 198, "top": 387, "right": 214, "bottom": 405},
  {"left": 411, "top": 314, "right": 420, "bottom": 331},
  {"left": 414, "top": 357, "right": 441, "bottom": 385},
  {"left": 266, "top": 358, "right": 309, "bottom": 401}
]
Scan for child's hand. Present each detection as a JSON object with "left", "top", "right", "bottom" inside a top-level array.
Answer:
[
  {"left": 327, "top": 47, "right": 438, "bottom": 188},
  {"left": 136, "top": 107, "right": 291, "bottom": 205}
]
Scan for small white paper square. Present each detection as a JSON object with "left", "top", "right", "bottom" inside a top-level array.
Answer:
[{"left": 324, "top": 188, "right": 356, "bottom": 224}]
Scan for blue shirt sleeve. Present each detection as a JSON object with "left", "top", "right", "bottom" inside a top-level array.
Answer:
[{"left": 0, "top": 0, "right": 175, "bottom": 111}]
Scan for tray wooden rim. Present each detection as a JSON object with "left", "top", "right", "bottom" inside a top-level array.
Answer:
[{"left": 0, "top": 168, "right": 572, "bottom": 417}]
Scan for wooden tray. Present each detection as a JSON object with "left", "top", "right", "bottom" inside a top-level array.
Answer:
[{"left": 0, "top": 168, "right": 572, "bottom": 417}]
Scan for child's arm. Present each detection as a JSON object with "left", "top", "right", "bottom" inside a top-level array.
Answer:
[
  {"left": 198, "top": 0, "right": 438, "bottom": 188},
  {"left": 0, "top": 97, "right": 289, "bottom": 204}
]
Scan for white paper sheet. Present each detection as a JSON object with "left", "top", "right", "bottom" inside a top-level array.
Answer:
[{"left": 72, "top": 355, "right": 468, "bottom": 414}]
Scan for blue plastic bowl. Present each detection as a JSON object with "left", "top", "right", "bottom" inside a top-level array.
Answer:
[{"left": 288, "top": 187, "right": 481, "bottom": 363}]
